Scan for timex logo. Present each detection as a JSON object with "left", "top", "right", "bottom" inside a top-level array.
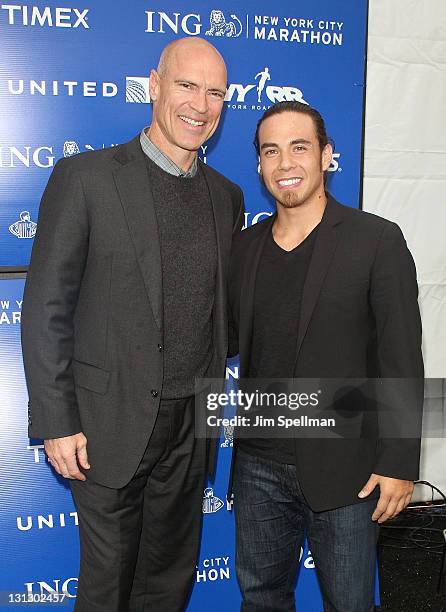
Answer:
[{"left": 0, "top": 5, "right": 89, "bottom": 28}]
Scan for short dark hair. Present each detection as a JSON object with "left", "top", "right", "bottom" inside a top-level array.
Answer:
[{"left": 253, "top": 101, "right": 330, "bottom": 155}]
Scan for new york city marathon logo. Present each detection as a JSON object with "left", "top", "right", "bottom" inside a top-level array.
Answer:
[{"left": 144, "top": 9, "right": 344, "bottom": 46}]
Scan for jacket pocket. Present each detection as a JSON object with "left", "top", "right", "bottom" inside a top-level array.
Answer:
[{"left": 72, "top": 359, "right": 110, "bottom": 395}]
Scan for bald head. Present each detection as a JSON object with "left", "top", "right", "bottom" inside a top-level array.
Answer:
[
  {"left": 157, "top": 37, "right": 226, "bottom": 79},
  {"left": 147, "top": 37, "right": 228, "bottom": 170}
]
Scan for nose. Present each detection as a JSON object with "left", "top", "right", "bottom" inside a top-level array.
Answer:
[
  {"left": 278, "top": 152, "right": 295, "bottom": 172},
  {"left": 190, "top": 89, "right": 208, "bottom": 115}
]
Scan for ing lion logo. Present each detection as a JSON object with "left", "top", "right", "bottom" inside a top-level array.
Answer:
[
  {"left": 220, "top": 424, "right": 234, "bottom": 448},
  {"left": 63, "top": 141, "right": 80, "bottom": 158},
  {"left": 205, "top": 9, "right": 242, "bottom": 38}
]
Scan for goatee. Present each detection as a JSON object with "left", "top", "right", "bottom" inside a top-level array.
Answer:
[{"left": 279, "top": 191, "right": 302, "bottom": 209}]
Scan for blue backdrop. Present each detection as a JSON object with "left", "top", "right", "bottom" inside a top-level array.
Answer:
[{"left": 0, "top": 1, "right": 369, "bottom": 609}]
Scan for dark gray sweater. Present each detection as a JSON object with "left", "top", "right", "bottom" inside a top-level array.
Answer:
[{"left": 145, "top": 155, "right": 217, "bottom": 398}]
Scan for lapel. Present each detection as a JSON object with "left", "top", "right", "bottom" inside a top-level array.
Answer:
[
  {"left": 294, "top": 196, "right": 345, "bottom": 364},
  {"left": 239, "top": 215, "right": 274, "bottom": 377},
  {"left": 200, "top": 160, "right": 234, "bottom": 356},
  {"left": 112, "top": 135, "right": 163, "bottom": 330}
]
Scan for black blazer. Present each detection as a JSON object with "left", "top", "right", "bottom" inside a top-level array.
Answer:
[
  {"left": 22, "top": 135, "right": 244, "bottom": 488},
  {"left": 228, "top": 195, "right": 424, "bottom": 512}
]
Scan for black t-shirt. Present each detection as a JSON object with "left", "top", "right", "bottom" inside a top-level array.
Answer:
[{"left": 239, "top": 223, "right": 319, "bottom": 463}]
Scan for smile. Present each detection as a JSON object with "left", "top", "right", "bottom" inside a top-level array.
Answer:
[
  {"left": 179, "top": 116, "right": 205, "bottom": 127},
  {"left": 277, "top": 177, "right": 302, "bottom": 187}
]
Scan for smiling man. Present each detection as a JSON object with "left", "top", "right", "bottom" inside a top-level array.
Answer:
[
  {"left": 22, "top": 38, "right": 244, "bottom": 611},
  {"left": 228, "top": 101, "right": 423, "bottom": 611}
]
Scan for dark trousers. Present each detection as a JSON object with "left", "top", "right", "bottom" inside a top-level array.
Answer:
[
  {"left": 70, "top": 396, "right": 206, "bottom": 612},
  {"left": 234, "top": 450, "right": 379, "bottom": 612}
]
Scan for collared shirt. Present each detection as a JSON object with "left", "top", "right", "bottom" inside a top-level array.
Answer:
[{"left": 140, "top": 128, "right": 198, "bottom": 178}]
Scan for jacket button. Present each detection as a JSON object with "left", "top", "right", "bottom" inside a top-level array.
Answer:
[
  {"left": 151, "top": 389, "right": 158, "bottom": 398},
  {"left": 157, "top": 344, "right": 163, "bottom": 352}
]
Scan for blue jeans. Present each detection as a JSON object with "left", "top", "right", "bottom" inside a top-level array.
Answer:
[{"left": 234, "top": 450, "right": 379, "bottom": 612}]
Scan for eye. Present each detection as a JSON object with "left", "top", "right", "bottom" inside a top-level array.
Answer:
[
  {"left": 264, "top": 149, "right": 277, "bottom": 157},
  {"left": 209, "top": 90, "right": 225, "bottom": 99},
  {"left": 179, "top": 82, "right": 192, "bottom": 89},
  {"left": 293, "top": 145, "right": 307, "bottom": 152}
]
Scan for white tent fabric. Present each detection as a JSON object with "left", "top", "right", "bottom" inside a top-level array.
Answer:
[{"left": 363, "top": 1, "right": 446, "bottom": 499}]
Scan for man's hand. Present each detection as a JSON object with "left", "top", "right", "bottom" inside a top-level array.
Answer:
[
  {"left": 44, "top": 433, "right": 90, "bottom": 481},
  {"left": 358, "top": 473, "right": 414, "bottom": 523}
]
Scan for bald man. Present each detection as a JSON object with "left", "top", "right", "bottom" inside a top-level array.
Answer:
[{"left": 22, "top": 38, "right": 244, "bottom": 611}]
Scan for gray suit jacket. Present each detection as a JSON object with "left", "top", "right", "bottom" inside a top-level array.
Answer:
[{"left": 22, "top": 135, "right": 244, "bottom": 488}]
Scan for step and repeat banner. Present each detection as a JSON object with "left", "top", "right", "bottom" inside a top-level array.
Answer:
[{"left": 0, "top": 1, "right": 368, "bottom": 609}]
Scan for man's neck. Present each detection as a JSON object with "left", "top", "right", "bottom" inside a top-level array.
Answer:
[
  {"left": 273, "top": 191, "right": 327, "bottom": 248},
  {"left": 146, "top": 126, "right": 197, "bottom": 172}
]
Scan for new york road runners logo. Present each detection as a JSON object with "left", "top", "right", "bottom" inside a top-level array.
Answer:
[{"left": 225, "top": 66, "right": 307, "bottom": 111}]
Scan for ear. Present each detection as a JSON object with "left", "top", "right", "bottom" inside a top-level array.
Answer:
[
  {"left": 149, "top": 69, "right": 160, "bottom": 102},
  {"left": 257, "top": 158, "right": 265, "bottom": 185},
  {"left": 321, "top": 143, "right": 333, "bottom": 172}
]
